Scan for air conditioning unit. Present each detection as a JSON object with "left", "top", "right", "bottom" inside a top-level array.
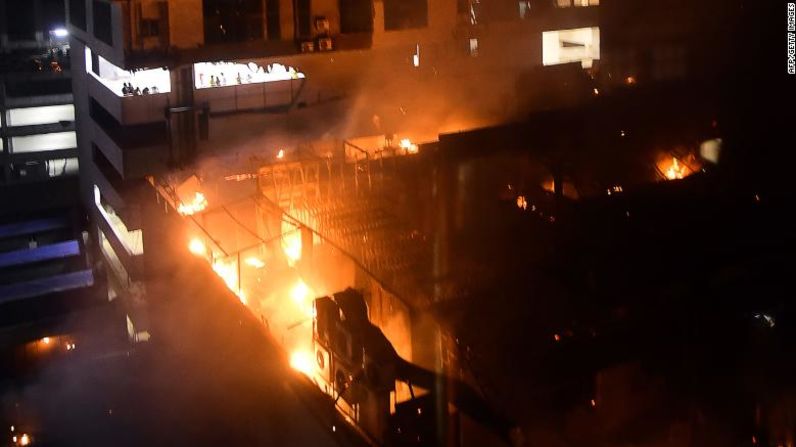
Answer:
[
  {"left": 317, "top": 37, "right": 333, "bottom": 51},
  {"left": 315, "top": 345, "right": 332, "bottom": 385},
  {"left": 300, "top": 41, "right": 315, "bottom": 53}
]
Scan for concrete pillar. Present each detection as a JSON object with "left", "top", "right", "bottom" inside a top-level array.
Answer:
[
  {"left": 279, "top": 0, "right": 294, "bottom": 40},
  {"left": 166, "top": 66, "right": 197, "bottom": 167}
]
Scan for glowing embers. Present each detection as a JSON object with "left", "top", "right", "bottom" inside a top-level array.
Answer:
[
  {"left": 30, "top": 335, "right": 78, "bottom": 355},
  {"left": 516, "top": 195, "right": 528, "bottom": 210},
  {"left": 13, "top": 433, "right": 31, "bottom": 446},
  {"left": 193, "top": 61, "right": 305, "bottom": 89},
  {"left": 177, "top": 192, "right": 208, "bottom": 216}
]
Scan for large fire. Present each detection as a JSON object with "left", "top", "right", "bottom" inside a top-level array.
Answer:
[
  {"left": 290, "top": 279, "right": 315, "bottom": 318},
  {"left": 282, "top": 223, "right": 302, "bottom": 266},
  {"left": 244, "top": 256, "right": 265, "bottom": 268},
  {"left": 399, "top": 138, "right": 419, "bottom": 154},
  {"left": 188, "top": 238, "right": 207, "bottom": 256},
  {"left": 211, "top": 257, "right": 246, "bottom": 305},
  {"left": 660, "top": 156, "right": 693, "bottom": 181},
  {"left": 290, "top": 349, "right": 314, "bottom": 376},
  {"left": 178, "top": 192, "right": 208, "bottom": 215}
]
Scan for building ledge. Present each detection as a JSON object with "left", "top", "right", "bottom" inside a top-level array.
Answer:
[
  {"left": 0, "top": 269, "right": 94, "bottom": 306},
  {"left": 3, "top": 93, "right": 73, "bottom": 108},
  {"left": 2, "top": 122, "right": 75, "bottom": 137}
]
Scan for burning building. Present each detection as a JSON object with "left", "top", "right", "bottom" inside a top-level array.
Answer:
[{"left": 63, "top": 0, "right": 747, "bottom": 444}]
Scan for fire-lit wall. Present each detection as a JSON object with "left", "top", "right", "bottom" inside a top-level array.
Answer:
[{"left": 168, "top": 0, "right": 204, "bottom": 49}]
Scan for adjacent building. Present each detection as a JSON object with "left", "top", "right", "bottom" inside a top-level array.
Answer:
[{"left": 0, "top": 0, "right": 121, "bottom": 360}]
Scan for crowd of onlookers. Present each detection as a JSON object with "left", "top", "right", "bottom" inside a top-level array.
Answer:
[{"left": 121, "top": 82, "right": 160, "bottom": 96}]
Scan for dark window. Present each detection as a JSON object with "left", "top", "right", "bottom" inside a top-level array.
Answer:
[
  {"left": 92, "top": 143, "right": 125, "bottom": 187},
  {"left": 4, "top": 79, "right": 72, "bottom": 97},
  {"left": 339, "top": 0, "right": 373, "bottom": 33},
  {"left": 6, "top": 1, "right": 36, "bottom": 40},
  {"left": 483, "top": 0, "right": 519, "bottom": 21},
  {"left": 383, "top": 0, "right": 427, "bottom": 30},
  {"left": 68, "top": 0, "right": 87, "bottom": 30},
  {"left": 140, "top": 19, "right": 160, "bottom": 38},
  {"left": 89, "top": 98, "right": 167, "bottom": 149},
  {"left": 92, "top": 0, "right": 113, "bottom": 45},
  {"left": 203, "top": 0, "right": 264, "bottom": 45},
  {"left": 265, "top": 0, "right": 281, "bottom": 39},
  {"left": 296, "top": 0, "right": 311, "bottom": 38},
  {"left": 91, "top": 51, "right": 100, "bottom": 76}
]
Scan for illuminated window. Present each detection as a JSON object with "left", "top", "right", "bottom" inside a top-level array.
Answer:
[
  {"left": 556, "top": 0, "right": 598, "bottom": 6},
  {"left": 84, "top": 47, "right": 171, "bottom": 97},
  {"left": 542, "top": 27, "right": 600, "bottom": 69},
  {"left": 94, "top": 185, "right": 144, "bottom": 256},
  {"left": 46, "top": 157, "right": 79, "bottom": 177},
  {"left": 469, "top": 38, "right": 479, "bottom": 57},
  {"left": 11, "top": 131, "right": 76, "bottom": 153},
  {"left": 519, "top": 1, "right": 531, "bottom": 18},
  {"left": 6, "top": 105, "right": 74, "bottom": 127},
  {"left": 193, "top": 61, "right": 305, "bottom": 89}
]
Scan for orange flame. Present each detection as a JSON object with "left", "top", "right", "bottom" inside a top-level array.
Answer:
[
  {"left": 282, "top": 222, "right": 302, "bottom": 266},
  {"left": 244, "top": 256, "right": 265, "bottom": 268},
  {"left": 399, "top": 138, "right": 419, "bottom": 154},
  {"left": 663, "top": 157, "right": 691, "bottom": 180},
  {"left": 290, "top": 279, "right": 315, "bottom": 318},
  {"left": 188, "top": 238, "right": 206, "bottom": 256},
  {"left": 212, "top": 257, "right": 246, "bottom": 304},
  {"left": 177, "top": 192, "right": 208, "bottom": 215},
  {"left": 290, "top": 349, "right": 314, "bottom": 376},
  {"left": 516, "top": 195, "right": 528, "bottom": 210}
]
